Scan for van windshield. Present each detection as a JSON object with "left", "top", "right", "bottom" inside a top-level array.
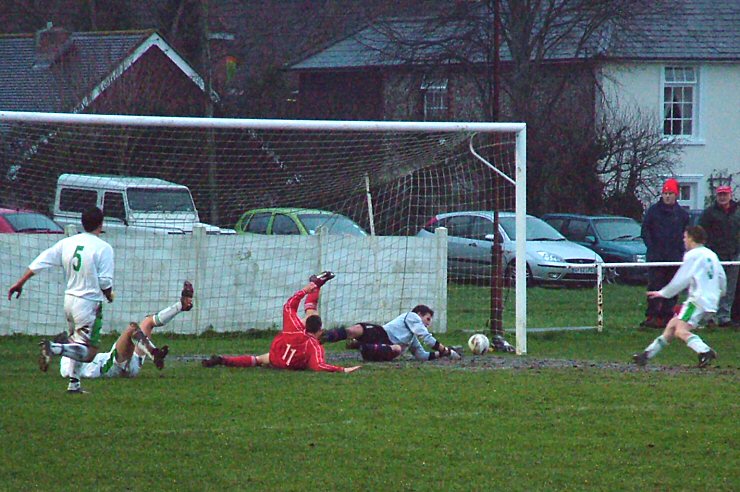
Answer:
[{"left": 128, "top": 188, "right": 195, "bottom": 212}]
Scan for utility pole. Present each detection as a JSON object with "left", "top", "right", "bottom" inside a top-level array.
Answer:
[
  {"left": 201, "top": 0, "right": 219, "bottom": 225},
  {"left": 493, "top": 0, "right": 501, "bottom": 121}
]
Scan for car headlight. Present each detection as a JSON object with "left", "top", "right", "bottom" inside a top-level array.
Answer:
[
  {"left": 536, "top": 251, "right": 563, "bottom": 262},
  {"left": 634, "top": 254, "right": 646, "bottom": 263}
]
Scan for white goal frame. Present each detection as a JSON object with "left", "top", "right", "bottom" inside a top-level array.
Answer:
[{"left": 0, "top": 110, "right": 528, "bottom": 353}]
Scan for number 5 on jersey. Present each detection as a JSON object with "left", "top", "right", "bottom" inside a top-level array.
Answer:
[{"left": 72, "top": 245, "right": 84, "bottom": 271}]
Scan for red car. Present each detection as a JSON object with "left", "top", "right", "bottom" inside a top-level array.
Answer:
[{"left": 0, "top": 208, "right": 64, "bottom": 234}]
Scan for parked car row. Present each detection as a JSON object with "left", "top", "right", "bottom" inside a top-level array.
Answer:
[
  {"left": 3, "top": 173, "right": 649, "bottom": 291},
  {"left": 417, "top": 211, "right": 605, "bottom": 286}
]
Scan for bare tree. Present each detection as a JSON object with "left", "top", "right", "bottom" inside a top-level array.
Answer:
[
  {"left": 365, "top": 0, "right": 674, "bottom": 213},
  {"left": 596, "top": 107, "right": 680, "bottom": 219}
]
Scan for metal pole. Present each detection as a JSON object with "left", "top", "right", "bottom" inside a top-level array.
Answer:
[
  {"left": 515, "top": 127, "right": 527, "bottom": 354},
  {"left": 597, "top": 263, "right": 604, "bottom": 332},
  {"left": 364, "top": 173, "right": 376, "bottom": 236}
]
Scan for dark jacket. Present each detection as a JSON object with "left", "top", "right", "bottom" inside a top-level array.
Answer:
[
  {"left": 641, "top": 199, "right": 689, "bottom": 262},
  {"left": 699, "top": 200, "right": 740, "bottom": 260}
]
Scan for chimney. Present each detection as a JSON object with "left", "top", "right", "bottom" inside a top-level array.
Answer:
[{"left": 35, "top": 22, "right": 71, "bottom": 62}]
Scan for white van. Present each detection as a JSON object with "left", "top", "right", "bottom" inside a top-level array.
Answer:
[{"left": 53, "top": 174, "right": 232, "bottom": 234}]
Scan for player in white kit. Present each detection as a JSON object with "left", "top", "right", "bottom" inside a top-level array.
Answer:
[
  {"left": 632, "top": 225, "right": 726, "bottom": 368},
  {"left": 8, "top": 207, "right": 114, "bottom": 393},
  {"left": 60, "top": 281, "right": 194, "bottom": 379}
]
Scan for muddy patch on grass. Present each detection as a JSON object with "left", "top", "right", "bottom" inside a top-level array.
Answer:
[{"left": 178, "top": 351, "right": 737, "bottom": 375}]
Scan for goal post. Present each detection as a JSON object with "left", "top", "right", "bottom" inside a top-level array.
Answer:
[{"left": 0, "top": 111, "right": 528, "bottom": 353}]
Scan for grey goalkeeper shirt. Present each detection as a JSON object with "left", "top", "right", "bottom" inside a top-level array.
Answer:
[{"left": 383, "top": 311, "right": 438, "bottom": 361}]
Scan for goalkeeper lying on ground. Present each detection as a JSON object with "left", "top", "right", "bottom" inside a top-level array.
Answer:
[
  {"left": 55, "top": 281, "right": 194, "bottom": 380},
  {"left": 320, "top": 305, "right": 462, "bottom": 362}
]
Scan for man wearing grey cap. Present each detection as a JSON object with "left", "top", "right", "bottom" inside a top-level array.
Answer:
[{"left": 699, "top": 185, "right": 740, "bottom": 327}]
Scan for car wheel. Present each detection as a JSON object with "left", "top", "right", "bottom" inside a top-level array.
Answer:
[{"left": 505, "top": 261, "right": 534, "bottom": 287}]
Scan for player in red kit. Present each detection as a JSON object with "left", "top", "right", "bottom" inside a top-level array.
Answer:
[{"left": 202, "top": 272, "right": 361, "bottom": 374}]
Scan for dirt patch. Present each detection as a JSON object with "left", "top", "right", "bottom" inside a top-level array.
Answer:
[{"left": 178, "top": 351, "right": 737, "bottom": 375}]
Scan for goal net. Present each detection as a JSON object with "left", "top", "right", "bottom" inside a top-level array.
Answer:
[{"left": 0, "top": 112, "right": 528, "bottom": 352}]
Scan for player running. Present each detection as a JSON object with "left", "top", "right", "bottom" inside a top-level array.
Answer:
[
  {"left": 202, "top": 272, "right": 360, "bottom": 373},
  {"left": 58, "top": 281, "right": 194, "bottom": 380},
  {"left": 320, "top": 305, "right": 462, "bottom": 362},
  {"left": 632, "top": 225, "right": 726, "bottom": 368},
  {"left": 8, "top": 207, "right": 114, "bottom": 393}
]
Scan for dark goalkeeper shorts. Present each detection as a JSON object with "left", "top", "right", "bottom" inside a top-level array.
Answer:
[
  {"left": 356, "top": 323, "right": 400, "bottom": 362},
  {"left": 356, "top": 323, "right": 392, "bottom": 344}
]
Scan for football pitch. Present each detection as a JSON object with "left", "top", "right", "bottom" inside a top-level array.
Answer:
[{"left": 1, "top": 285, "right": 737, "bottom": 491}]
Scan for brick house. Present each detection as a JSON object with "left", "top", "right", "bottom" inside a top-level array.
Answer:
[{"left": 0, "top": 23, "right": 217, "bottom": 115}]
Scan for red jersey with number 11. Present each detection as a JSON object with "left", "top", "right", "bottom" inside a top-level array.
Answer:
[{"left": 268, "top": 289, "right": 344, "bottom": 372}]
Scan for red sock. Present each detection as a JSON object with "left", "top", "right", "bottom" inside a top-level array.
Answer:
[
  {"left": 222, "top": 355, "right": 259, "bottom": 367},
  {"left": 305, "top": 288, "right": 320, "bottom": 313}
]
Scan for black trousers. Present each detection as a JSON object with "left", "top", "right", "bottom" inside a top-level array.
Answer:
[{"left": 645, "top": 265, "right": 679, "bottom": 320}]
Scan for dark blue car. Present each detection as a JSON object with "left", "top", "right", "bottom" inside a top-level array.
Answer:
[{"left": 542, "top": 214, "right": 647, "bottom": 284}]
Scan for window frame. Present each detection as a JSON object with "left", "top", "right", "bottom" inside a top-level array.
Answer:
[
  {"left": 420, "top": 75, "right": 449, "bottom": 121},
  {"left": 103, "top": 192, "right": 127, "bottom": 222},
  {"left": 271, "top": 213, "right": 301, "bottom": 235},
  {"left": 661, "top": 66, "right": 700, "bottom": 141},
  {"left": 59, "top": 188, "right": 98, "bottom": 213},
  {"left": 244, "top": 212, "right": 271, "bottom": 234}
]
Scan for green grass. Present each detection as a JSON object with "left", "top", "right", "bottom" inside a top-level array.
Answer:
[{"left": 1, "top": 285, "right": 738, "bottom": 491}]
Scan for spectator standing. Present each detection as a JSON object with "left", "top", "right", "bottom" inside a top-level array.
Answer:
[
  {"left": 640, "top": 178, "right": 689, "bottom": 328},
  {"left": 699, "top": 185, "right": 740, "bottom": 326}
]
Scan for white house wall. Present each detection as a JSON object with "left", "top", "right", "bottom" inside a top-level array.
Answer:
[{"left": 600, "top": 62, "right": 740, "bottom": 208}]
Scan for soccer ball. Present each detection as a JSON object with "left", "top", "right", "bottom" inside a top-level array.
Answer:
[{"left": 468, "top": 333, "right": 490, "bottom": 355}]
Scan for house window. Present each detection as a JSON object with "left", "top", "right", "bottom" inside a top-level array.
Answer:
[
  {"left": 679, "top": 184, "right": 691, "bottom": 202},
  {"left": 662, "top": 66, "right": 697, "bottom": 137},
  {"left": 421, "top": 76, "right": 448, "bottom": 121}
]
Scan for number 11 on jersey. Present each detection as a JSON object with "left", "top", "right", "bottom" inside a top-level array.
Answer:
[{"left": 282, "top": 344, "right": 297, "bottom": 366}]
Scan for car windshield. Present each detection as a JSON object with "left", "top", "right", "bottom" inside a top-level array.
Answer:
[
  {"left": 593, "top": 219, "right": 642, "bottom": 241},
  {"left": 127, "top": 188, "right": 195, "bottom": 212},
  {"left": 4, "top": 212, "right": 63, "bottom": 232},
  {"left": 499, "top": 216, "right": 564, "bottom": 241},
  {"left": 300, "top": 213, "right": 367, "bottom": 236}
]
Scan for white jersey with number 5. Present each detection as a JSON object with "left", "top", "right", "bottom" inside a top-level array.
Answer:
[{"left": 28, "top": 232, "right": 114, "bottom": 301}]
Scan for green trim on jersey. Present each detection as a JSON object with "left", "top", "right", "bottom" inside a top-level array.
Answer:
[
  {"left": 680, "top": 302, "right": 696, "bottom": 322},
  {"left": 90, "top": 303, "right": 103, "bottom": 346},
  {"left": 101, "top": 348, "right": 117, "bottom": 374}
]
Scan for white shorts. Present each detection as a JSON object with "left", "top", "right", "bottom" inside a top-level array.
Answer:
[
  {"left": 64, "top": 295, "right": 103, "bottom": 346},
  {"left": 677, "top": 301, "right": 712, "bottom": 328},
  {"left": 60, "top": 349, "right": 144, "bottom": 379}
]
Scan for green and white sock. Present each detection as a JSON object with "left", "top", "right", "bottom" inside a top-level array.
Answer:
[
  {"left": 686, "top": 334, "right": 710, "bottom": 354},
  {"left": 153, "top": 302, "right": 182, "bottom": 327},
  {"left": 645, "top": 335, "right": 668, "bottom": 359}
]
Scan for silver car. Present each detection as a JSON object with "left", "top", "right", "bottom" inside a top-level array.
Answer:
[{"left": 417, "top": 211, "right": 603, "bottom": 286}]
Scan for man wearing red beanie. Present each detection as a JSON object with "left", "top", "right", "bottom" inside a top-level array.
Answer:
[{"left": 640, "top": 178, "right": 689, "bottom": 328}]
